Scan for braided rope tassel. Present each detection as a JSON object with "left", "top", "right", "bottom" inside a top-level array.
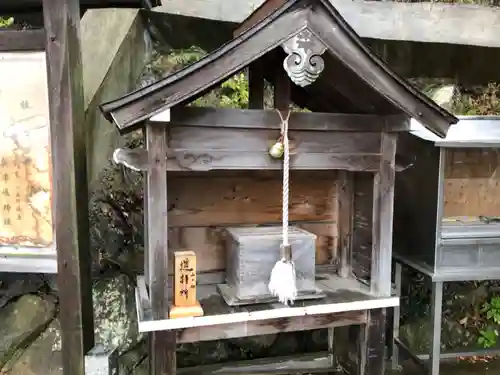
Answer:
[
  {"left": 282, "top": 110, "right": 290, "bottom": 247},
  {"left": 268, "top": 109, "right": 297, "bottom": 305}
]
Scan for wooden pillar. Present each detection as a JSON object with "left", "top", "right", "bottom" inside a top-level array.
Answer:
[
  {"left": 361, "top": 308, "right": 387, "bottom": 375},
  {"left": 337, "top": 171, "right": 354, "bottom": 278},
  {"left": 363, "top": 132, "right": 397, "bottom": 375},
  {"left": 145, "top": 122, "right": 176, "bottom": 375},
  {"left": 371, "top": 132, "right": 397, "bottom": 297},
  {"left": 42, "top": 1, "right": 94, "bottom": 375}
]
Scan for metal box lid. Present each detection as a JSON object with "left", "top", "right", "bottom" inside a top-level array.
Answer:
[
  {"left": 226, "top": 226, "right": 317, "bottom": 242},
  {"left": 410, "top": 116, "right": 500, "bottom": 148},
  {"left": 441, "top": 217, "right": 500, "bottom": 240}
]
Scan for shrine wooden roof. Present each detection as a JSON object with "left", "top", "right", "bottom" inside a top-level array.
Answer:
[{"left": 100, "top": 0, "right": 458, "bottom": 137}]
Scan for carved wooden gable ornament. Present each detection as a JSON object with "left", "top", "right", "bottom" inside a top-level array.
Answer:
[
  {"left": 100, "top": 0, "right": 457, "bottom": 137},
  {"left": 282, "top": 29, "right": 326, "bottom": 87}
]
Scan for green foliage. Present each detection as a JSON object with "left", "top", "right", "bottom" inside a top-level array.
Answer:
[
  {"left": 144, "top": 46, "right": 307, "bottom": 111},
  {"left": 145, "top": 46, "right": 250, "bottom": 109},
  {"left": 478, "top": 296, "right": 500, "bottom": 348},
  {"left": 148, "top": 46, "right": 206, "bottom": 78},
  {"left": 217, "top": 72, "right": 249, "bottom": 108},
  {"left": 0, "top": 17, "right": 14, "bottom": 28}
]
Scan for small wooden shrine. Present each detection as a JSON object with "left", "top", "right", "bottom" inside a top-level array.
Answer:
[
  {"left": 100, "top": 0, "right": 457, "bottom": 374},
  {"left": 391, "top": 117, "right": 500, "bottom": 375}
]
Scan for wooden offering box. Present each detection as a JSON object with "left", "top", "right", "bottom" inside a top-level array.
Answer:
[
  {"left": 100, "top": 0, "right": 457, "bottom": 373},
  {"left": 220, "top": 226, "right": 323, "bottom": 305}
]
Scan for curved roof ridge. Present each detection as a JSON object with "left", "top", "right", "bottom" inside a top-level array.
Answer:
[{"left": 100, "top": 0, "right": 457, "bottom": 136}]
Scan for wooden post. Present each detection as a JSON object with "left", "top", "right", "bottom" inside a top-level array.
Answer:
[
  {"left": 42, "top": 1, "right": 94, "bottom": 375},
  {"left": 337, "top": 171, "right": 354, "bottom": 278},
  {"left": 145, "top": 122, "right": 176, "bottom": 375},
  {"left": 361, "top": 308, "right": 387, "bottom": 375},
  {"left": 371, "top": 132, "right": 397, "bottom": 297},
  {"left": 363, "top": 132, "right": 397, "bottom": 375}
]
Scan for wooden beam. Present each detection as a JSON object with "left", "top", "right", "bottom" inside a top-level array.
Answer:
[
  {"left": 170, "top": 151, "right": 382, "bottom": 172},
  {"left": 153, "top": 0, "right": 500, "bottom": 49},
  {"left": 115, "top": 125, "right": 385, "bottom": 172},
  {"left": 149, "top": 106, "right": 410, "bottom": 133},
  {"left": 177, "top": 352, "right": 334, "bottom": 375},
  {"left": 0, "top": 29, "right": 46, "bottom": 51},
  {"left": 177, "top": 310, "right": 366, "bottom": 343},
  {"left": 42, "top": 1, "right": 94, "bottom": 375},
  {"left": 144, "top": 123, "right": 177, "bottom": 375}
]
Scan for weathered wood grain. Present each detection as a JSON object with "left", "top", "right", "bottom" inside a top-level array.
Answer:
[
  {"left": 145, "top": 123, "right": 168, "bottom": 315},
  {"left": 297, "top": 222, "right": 337, "bottom": 265},
  {"left": 351, "top": 173, "right": 374, "bottom": 281},
  {"left": 168, "top": 222, "right": 335, "bottom": 273},
  {"left": 337, "top": 171, "right": 354, "bottom": 278},
  {"left": 177, "top": 352, "right": 334, "bottom": 375},
  {"left": 0, "top": 29, "right": 46, "bottom": 51},
  {"left": 42, "top": 1, "right": 94, "bottom": 375},
  {"left": 177, "top": 310, "right": 365, "bottom": 343},
  {"left": 167, "top": 171, "right": 336, "bottom": 227},
  {"left": 164, "top": 170, "right": 338, "bottom": 274},
  {"left": 362, "top": 308, "right": 387, "bottom": 375},
  {"left": 102, "top": 8, "right": 304, "bottom": 130},
  {"left": 169, "top": 127, "right": 382, "bottom": 154},
  {"left": 137, "top": 274, "right": 398, "bottom": 335},
  {"left": 166, "top": 150, "right": 382, "bottom": 172},
  {"left": 443, "top": 148, "right": 500, "bottom": 217},
  {"left": 166, "top": 125, "right": 383, "bottom": 171},
  {"left": 161, "top": 106, "right": 410, "bottom": 132},
  {"left": 334, "top": 308, "right": 387, "bottom": 375},
  {"left": 102, "top": 0, "right": 455, "bottom": 137},
  {"left": 371, "top": 133, "right": 397, "bottom": 297},
  {"left": 224, "top": 226, "right": 317, "bottom": 300},
  {"left": 144, "top": 123, "right": 176, "bottom": 375}
]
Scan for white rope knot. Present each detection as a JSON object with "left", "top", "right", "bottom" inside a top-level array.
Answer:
[{"left": 268, "top": 108, "right": 297, "bottom": 306}]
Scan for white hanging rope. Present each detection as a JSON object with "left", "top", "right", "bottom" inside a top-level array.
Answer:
[
  {"left": 277, "top": 109, "right": 291, "bottom": 247},
  {"left": 268, "top": 108, "right": 297, "bottom": 306}
]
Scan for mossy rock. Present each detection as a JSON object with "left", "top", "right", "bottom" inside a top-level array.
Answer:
[
  {"left": 0, "top": 294, "right": 56, "bottom": 368},
  {"left": 93, "top": 274, "right": 142, "bottom": 354},
  {"left": 2, "top": 319, "right": 62, "bottom": 375}
]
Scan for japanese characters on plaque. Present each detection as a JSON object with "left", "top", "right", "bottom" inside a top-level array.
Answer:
[
  {"left": 0, "top": 51, "right": 53, "bottom": 248},
  {"left": 174, "top": 251, "right": 197, "bottom": 307}
]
